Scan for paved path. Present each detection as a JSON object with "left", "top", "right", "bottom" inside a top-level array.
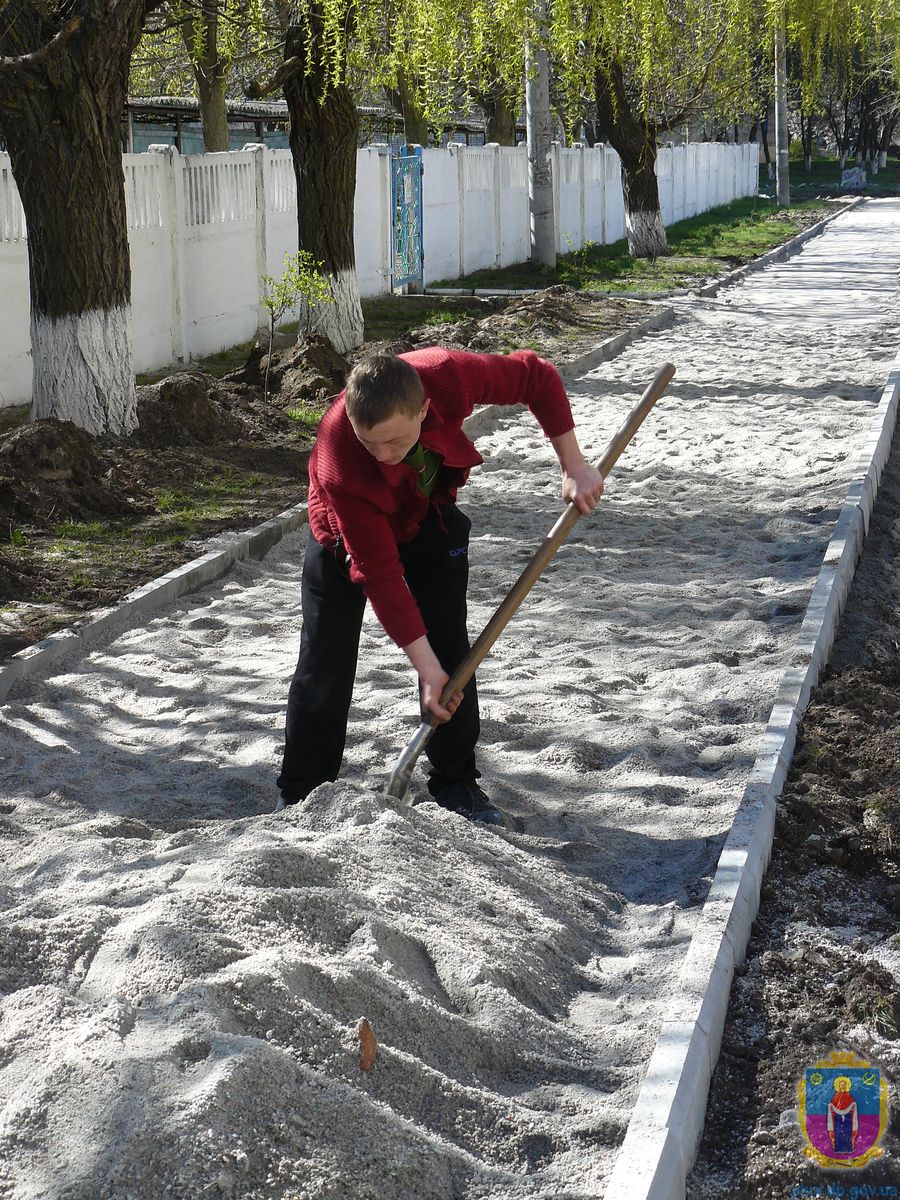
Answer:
[{"left": 0, "top": 200, "right": 898, "bottom": 1200}]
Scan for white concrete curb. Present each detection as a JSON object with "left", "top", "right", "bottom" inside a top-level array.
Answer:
[
  {"left": 605, "top": 344, "right": 900, "bottom": 1199},
  {"left": 0, "top": 503, "right": 309, "bottom": 704},
  {"left": 694, "top": 198, "right": 861, "bottom": 299}
]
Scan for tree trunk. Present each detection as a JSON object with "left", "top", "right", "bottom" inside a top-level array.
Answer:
[
  {"left": 0, "top": 3, "right": 150, "bottom": 436},
  {"left": 391, "top": 69, "right": 429, "bottom": 147},
  {"left": 878, "top": 117, "right": 896, "bottom": 169},
  {"left": 582, "top": 119, "right": 601, "bottom": 147},
  {"left": 525, "top": 17, "right": 556, "bottom": 268},
  {"left": 757, "top": 115, "right": 774, "bottom": 178},
  {"left": 799, "top": 112, "right": 815, "bottom": 172},
  {"left": 182, "top": 7, "right": 230, "bottom": 153},
  {"left": 595, "top": 58, "right": 667, "bottom": 259},
  {"left": 774, "top": 18, "right": 790, "bottom": 207},
  {"left": 283, "top": 22, "right": 363, "bottom": 354},
  {"left": 481, "top": 90, "right": 519, "bottom": 146},
  {"left": 196, "top": 71, "right": 230, "bottom": 152}
]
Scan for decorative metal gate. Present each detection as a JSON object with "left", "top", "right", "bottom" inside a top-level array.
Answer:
[{"left": 391, "top": 146, "right": 424, "bottom": 291}]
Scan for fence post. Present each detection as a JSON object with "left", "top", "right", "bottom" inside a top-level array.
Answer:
[
  {"left": 489, "top": 143, "right": 502, "bottom": 267},
  {"left": 372, "top": 146, "right": 393, "bottom": 292},
  {"left": 148, "top": 144, "right": 189, "bottom": 364},
  {"left": 551, "top": 141, "right": 561, "bottom": 255},
  {"left": 450, "top": 142, "right": 466, "bottom": 281},
  {"left": 243, "top": 143, "right": 270, "bottom": 333},
  {"left": 576, "top": 142, "right": 586, "bottom": 249},
  {"left": 597, "top": 146, "right": 606, "bottom": 244}
]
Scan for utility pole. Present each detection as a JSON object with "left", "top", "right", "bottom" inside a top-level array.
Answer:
[
  {"left": 525, "top": 6, "right": 556, "bottom": 267},
  {"left": 774, "top": 14, "right": 790, "bottom": 207}
]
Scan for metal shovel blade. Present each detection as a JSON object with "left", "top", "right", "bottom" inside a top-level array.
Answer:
[{"left": 385, "top": 719, "right": 437, "bottom": 802}]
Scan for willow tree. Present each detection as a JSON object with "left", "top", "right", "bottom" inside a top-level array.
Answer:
[
  {"left": 132, "top": 2, "right": 271, "bottom": 151},
  {"left": 0, "top": 0, "right": 161, "bottom": 436},
  {"left": 553, "top": 0, "right": 757, "bottom": 258},
  {"left": 245, "top": 3, "right": 364, "bottom": 352},
  {"left": 773, "top": 0, "right": 899, "bottom": 200},
  {"left": 244, "top": 0, "right": 480, "bottom": 351}
]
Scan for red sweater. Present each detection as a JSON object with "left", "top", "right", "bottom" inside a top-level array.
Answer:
[{"left": 307, "top": 347, "right": 575, "bottom": 646}]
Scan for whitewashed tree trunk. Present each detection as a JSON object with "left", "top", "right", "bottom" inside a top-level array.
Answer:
[
  {"left": 625, "top": 209, "right": 668, "bottom": 260},
  {"left": 284, "top": 25, "right": 364, "bottom": 355},
  {"left": 304, "top": 268, "right": 364, "bottom": 355},
  {"left": 594, "top": 59, "right": 668, "bottom": 260},
  {"left": 0, "top": 2, "right": 146, "bottom": 438},
  {"left": 31, "top": 307, "right": 136, "bottom": 435}
]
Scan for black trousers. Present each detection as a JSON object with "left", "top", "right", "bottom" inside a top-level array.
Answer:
[{"left": 277, "top": 503, "right": 480, "bottom": 801}]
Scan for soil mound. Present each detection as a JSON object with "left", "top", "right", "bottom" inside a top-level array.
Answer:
[
  {"left": 227, "top": 334, "right": 349, "bottom": 408},
  {"left": 405, "top": 285, "right": 637, "bottom": 360},
  {"left": 0, "top": 419, "right": 151, "bottom": 528},
  {"left": 0, "top": 548, "right": 38, "bottom": 601},
  {"left": 136, "top": 373, "right": 250, "bottom": 447}
]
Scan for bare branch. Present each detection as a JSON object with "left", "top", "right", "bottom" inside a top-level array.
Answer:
[
  {"left": 0, "top": 15, "right": 81, "bottom": 71},
  {"left": 245, "top": 53, "right": 303, "bottom": 98},
  {"left": 655, "top": 29, "right": 729, "bottom": 133}
]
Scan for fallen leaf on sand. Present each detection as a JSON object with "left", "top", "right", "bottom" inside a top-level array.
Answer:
[{"left": 357, "top": 1017, "right": 377, "bottom": 1071}]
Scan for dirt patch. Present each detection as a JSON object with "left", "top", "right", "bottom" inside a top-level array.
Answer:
[
  {"left": 689, "top": 424, "right": 900, "bottom": 1195},
  {"left": 0, "top": 289, "right": 645, "bottom": 659},
  {"left": 227, "top": 333, "right": 350, "bottom": 408},
  {"left": 401, "top": 287, "right": 643, "bottom": 360},
  {"left": 0, "top": 419, "right": 153, "bottom": 526}
]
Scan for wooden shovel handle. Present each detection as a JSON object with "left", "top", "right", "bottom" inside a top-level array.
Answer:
[{"left": 437, "top": 360, "right": 676, "bottom": 710}]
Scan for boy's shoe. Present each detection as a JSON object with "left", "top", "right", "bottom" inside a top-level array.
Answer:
[
  {"left": 273, "top": 793, "right": 306, "bottom": 813},
  {"left": 432, "top": 781, "right": 505, "bottom": 826}
]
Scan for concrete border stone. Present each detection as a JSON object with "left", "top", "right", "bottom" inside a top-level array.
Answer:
[
  {"left": 694, "top": 198, "right": 861, "bottom": 298},
  {"left": 605, "top": 341, "right": 900, "bottom": 1199}
]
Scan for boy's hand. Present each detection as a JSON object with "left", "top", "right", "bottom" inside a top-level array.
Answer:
[
  {"left": 551, "top": 429, "right": 605, "bottom": 516},
  {"left": 562, "top": 461, "right": 605, "bottom": 515},
  {"left": 419, "top": 666, "right": 463, "bottom": 723},
  {"left": 403, "top": 635, "right": 462, "bottom": 723}
]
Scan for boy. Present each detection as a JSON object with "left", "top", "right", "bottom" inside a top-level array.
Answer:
[{"left": 276, "top": 346, "right": 603, "bottom": 824}]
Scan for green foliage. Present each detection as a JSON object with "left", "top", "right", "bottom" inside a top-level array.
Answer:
[
  {"left": 286, "top": 405, "right": 323, "bottom": 436},
  {"left": 131, "top": 1, "right": 273, "bottom": 104},
  {"left": 260, "top": 249, "right": 334, "bottom": 401},
  {"left": 261, "top": 250, "right": 334, "bottom": 332},
  {"left": 50, "top": 520, "right": 116, "bottom": 543},
  {"left": 129, "top": 0, "right": 898, "bottom": 189},
  {"left": 130, "top": 20, "right": 195, "bottom": 98}
]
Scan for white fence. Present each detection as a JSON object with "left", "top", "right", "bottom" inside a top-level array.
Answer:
[{"left": 0, "top": 141, "right": 757, "bottom": 408}]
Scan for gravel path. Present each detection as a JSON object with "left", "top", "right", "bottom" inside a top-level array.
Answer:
[{"left": 0, "top": 200, "right": 898, "bottom": 1200}]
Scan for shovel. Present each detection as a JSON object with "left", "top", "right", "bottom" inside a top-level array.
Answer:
[{"left": 384, "top": 361, "right": 676, "bottom": 803}]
